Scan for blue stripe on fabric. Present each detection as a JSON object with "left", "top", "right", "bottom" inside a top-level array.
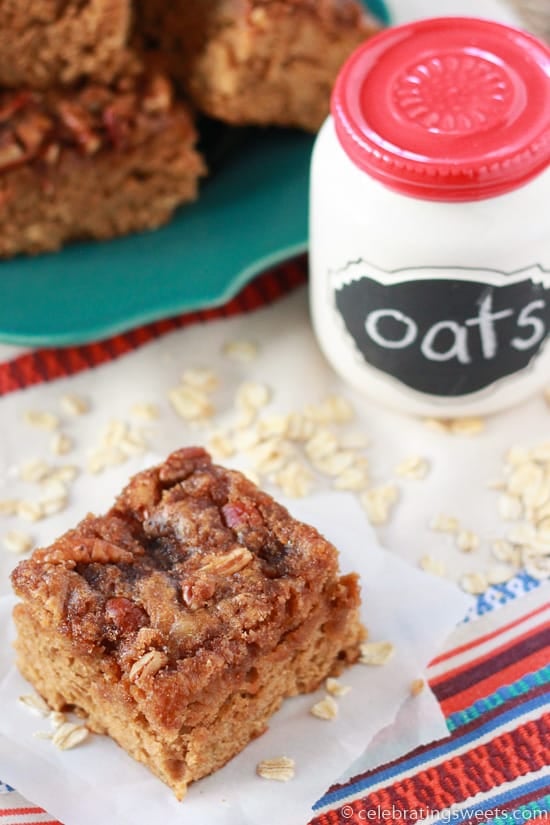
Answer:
[
  {"left": 465, "top": 573, "right": 542, "bottom": 622},
  {"left": 446, "top": 667, "right": 550, "bottom": 733},
  {"left": 314, "top": 689, "right": 550, "bottom": 809}
]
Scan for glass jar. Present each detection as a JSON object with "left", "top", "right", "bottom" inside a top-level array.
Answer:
[{"left": 310, "top": 17, "right": 550, "bottom": 417}]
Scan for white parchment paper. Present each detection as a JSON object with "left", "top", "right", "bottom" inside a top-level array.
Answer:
[{"left": 0, "top": 490, "right": 471, "bottom": 825}]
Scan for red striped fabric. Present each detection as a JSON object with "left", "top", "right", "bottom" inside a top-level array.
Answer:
[{"left": 0, "top": 256, "right": 307, "bottom": 397}]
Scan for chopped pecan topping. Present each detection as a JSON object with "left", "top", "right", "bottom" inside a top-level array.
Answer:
[
  {"left": 34, "top": 538, "right": 135, "bottom": 567},
  {"left": 105, "top": 598, "right": 149, "bottom": 636},
  {"left": 158, "top": 447, "right": 211, "bottom": 484},
  {"left": 199, "top": 546, "right": 253, "bottom": 576}
]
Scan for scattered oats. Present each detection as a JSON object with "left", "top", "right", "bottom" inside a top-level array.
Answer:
[
  {"left": 429, "top": 514, "right": 460, "bottom": 533},
  {"left": 460, "top": 572, "right": 488, "bottom": 595},
  {"left": 248, "top": 438, "right": 292, "bottom": 475},
  {"left": 449, "top": 417, "right": 485, "bottom": 435},
  {"left": 234, "top": 406, "right": 257, "bottom": 430},
  {"left": 256, "top": 757, "right": 295, "bottom": 782},
  {"left": 491, "top": 539, "right": 521, "bottom": 565},
  {"left": 304, "top": 429, "right": 339, "bottom": 462},
  {"left": 360, "top": 485, "right": 399, "bottom": 526},
  {"left": 257, "top": 414, "right": 288, "bottom": 439},
  {"left": 423, "top": 417, "right": 450, "bottom": 433},
  {"left": 506, "top": 445, "right": 531, "bottom": 466},
  {"left": 544, "top": 386, "right": 550, "bottom": 407},
  {"left": 236, "top": 381, "right": 271, "bottom": 411},
  {"left": 486, "top": 564, "right": 516, "bottom": 585},
  {"left": 119, "top": 430, "right": 148, "bottom": 457},
  {"left": 498, "top": 494, "right": 523, "bottom": 521},
  {"left": 530, "top": 442, "right": 550, "bottom": 463},
  {"left": 508, "top": 462, "right": 544, "bottom": 496},
  {"left": 52, "top": 722, "right": 89, "bottom": 750},
  {"left": 18, "top": 693, "right": 50, "bottom": 717},
  {"left": 33, "top": 730, "right": 54, "bottom": 740},
  {"left": 310, "top": 695, "right": 338, "bottom": 720},
  {"left": 87, "top": 446, "right": 126, "bottom": 474},
  {"left": 419, "top": 554, "right": 446, "bottom": 577},
  {"left": 40, "top": 478, "right": 67, "bottom": 499},
  {"left": 49, "top": 711, "right": 67, "bottom": 728},
  {"left": 456, "top": 529, "right": 480, "bottom": 553},
  {"left": 223, "top": 339, "right": 258, "bottom": 362},
  {"left": 313, "top": 450, "right": 355, "bottom": 477},
  {"left": 275, "top": 461, "right": 313, "bottom": 498},
  {"left": 232, "top": 427, "right": 260, "bottom": 452},
  {"left": 333, "top": 465, "right": 369, "bottom": 492},
  {"left": 524, "top": 557, "right": 550, "bottom": 580},
  {"left": 307, "top": 395, "right": 354, "bottom": 424},
  {"left": 359, "top": 641, "right": 395, "bottom": 666},
  {"left": 182, "top": 367, "right": 218, "bottom": 393},
  {"left": 522, "top": 479, "right": 550, "bottom": 513},
  {"left": 0, "top": 499, "right": 20, "bottom": 516},
  {"left": 60, "top": 394, "right": 89, "bottom": 416},
  {"left": 23, "top": 410, "right": 59, "bottom": 431},
  {"left": 17, "top": 501, "right": 44, "bottom": 522},
  {"left": 286, "top": 413, "right": 315, "bottom": 442},
  {"left": 325, "top": 678, "right": 351, "bottom": 697},
  {"left": 50, "top": 465, "right": 79, "bottom": 484},
  {"left": 396, "top": 455, "right": 430, "bottom": 481},
  {"left": 207, "top": 431, "right": 235, "bottom": 459},
  {"left": 50, "top": 432, "right": 73, "bottom": 456},
  {"left": 39, "top": 488, "right": 68, "bottom": 517},
  {"left": 19, "top": 458, "right": 51, "bottom": 483},
  {"left": 507, "top": 524, "right": 536, "bottom": 545},
  {"left": 169, "top": 385, "right": 214, "bottom": 421},
  {"left": 100, "top": 418, "right": 126, "bottom": 448},
  {"left": 4, "top": 529, "right": 33, "bottom": 554},
  {"left": 130, "top": 402, "right": 160, "bottom": 421},
  {"left": 410, "top": 678, "right": 425, "bottom": 697}
]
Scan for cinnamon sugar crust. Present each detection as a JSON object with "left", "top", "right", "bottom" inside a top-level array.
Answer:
[{"left": 11, "top": 447, "right": 364, "bottom": 798}]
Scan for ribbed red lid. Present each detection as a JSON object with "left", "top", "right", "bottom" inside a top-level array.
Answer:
[{"left": 331, "top": 17, "right": 550, "bottom": 201}]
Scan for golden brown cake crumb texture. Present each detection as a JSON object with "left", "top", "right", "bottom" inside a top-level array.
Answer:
[
  {"left": 0, "top": 64, "right": 205, "bottom": 257},
  {"left": 137, "top": 0, "right": 380, "bottom": 131},
  {"left": 11, "top": 447, "right": 364, "bottom": 799},
  {"left": 0, "top": 0, "right": 132, "bottom": 88}
]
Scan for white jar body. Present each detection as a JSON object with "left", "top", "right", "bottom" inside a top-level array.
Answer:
[{"left": 309, "top": 117, "right": 550, "bottom": 417}]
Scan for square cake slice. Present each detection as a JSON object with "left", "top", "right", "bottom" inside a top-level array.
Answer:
[
  {"left": 0, "top": 0, "right": 132, "bottom": 88},
  {"left": 11, "top": 447, "right": 364, "bottom": 799},
  {"left": 0, "top": 63, "right": 205, "bottom": 257},
  {"left": 137, "top": 0, "right": 381, "bottom": 132}
]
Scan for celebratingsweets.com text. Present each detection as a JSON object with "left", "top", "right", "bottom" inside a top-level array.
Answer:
[{"left": 339, "top": 804, "right": 550, "bottom": 822}]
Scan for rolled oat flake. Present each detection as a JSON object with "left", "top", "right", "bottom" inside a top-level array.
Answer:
[{"left": 310, "top": 17, "right": 550, "bottom": 417}]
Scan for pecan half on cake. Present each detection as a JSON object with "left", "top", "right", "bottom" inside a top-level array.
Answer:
[
  {"left": 11, "top": 447, "right": 364, "bottom": 799},
  {"left": 0, "top": 63, "right": 205, "bottom": 257},
  {"left": 138, "top": 0, "right": 380, "bottom": 132}
]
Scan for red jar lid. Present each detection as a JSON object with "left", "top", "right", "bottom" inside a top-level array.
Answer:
[{"left": 331, "top": 17, "right": 550, "bottom": 201}]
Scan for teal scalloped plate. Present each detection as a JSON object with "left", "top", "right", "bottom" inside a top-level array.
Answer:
[{"left": 0, "top": 0, "right": 389, "bottom": 346}]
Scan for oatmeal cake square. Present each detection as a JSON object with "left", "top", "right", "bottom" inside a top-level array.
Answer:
[
  {"left": 11, "top": 447, "right": 363, "bottom": 799},
  {"left": 138, "top": 0, "right": 380, "bottom": 132},
  {"left": 0, "top": 0, "right": 132, "bottom": 89},
  {"left": 0, "top": 63, "right": 205, "bottom": 257}
]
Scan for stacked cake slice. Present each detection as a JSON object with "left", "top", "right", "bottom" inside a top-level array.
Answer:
[{"left": 0, "top": 0, "right": 205, "bottom": 257}]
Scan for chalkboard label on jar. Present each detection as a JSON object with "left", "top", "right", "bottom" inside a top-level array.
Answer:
[{"left": 332, "top": 261, "right": 550, "bottom": 397}]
